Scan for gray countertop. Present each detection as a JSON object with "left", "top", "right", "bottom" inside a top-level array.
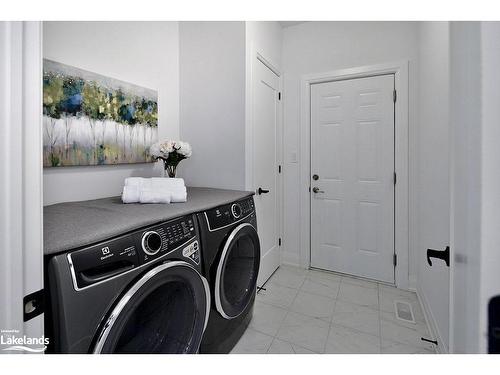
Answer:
[{"left": 44, "top": 187, "right": 254, "bottom": 255}]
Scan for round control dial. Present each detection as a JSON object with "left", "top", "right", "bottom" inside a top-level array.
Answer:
[
  {"left": 141, "top": 231, "right": 163, "bottom": 256},
  {"left": 231, "top": 203, "right": 242, "bottom": 219}
]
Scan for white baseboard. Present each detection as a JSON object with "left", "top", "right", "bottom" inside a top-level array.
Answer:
[
  {"left": 408, "top": 275, "right": 418, "bottom": 292},
  {"left": 258, "top": 245, "right": 280, "bottom": 286},
  {"left": 281, "top": 250, "right": 301, "bottom": 267},
  {"left": 416, "top": 285, "right": 448, "bottom": 354}
]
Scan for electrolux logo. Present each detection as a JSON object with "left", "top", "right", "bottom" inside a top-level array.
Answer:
[
  {"left": 1, "top": 329, "right": 48, "bottom": 353},
  {"left": 100, "top": 246, "right": 114, "bottom": 261}
]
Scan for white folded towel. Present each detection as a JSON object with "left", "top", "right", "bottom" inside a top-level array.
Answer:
[
  {"left": 139, "top": 188, "right": 171, "bottom": 204},
  {"left": 124, "top": 177, "right": 142, "bottom": 186},
  {"left": 122, "top": 185, "right": 140, "bottom": 204},
  {"left": 121, "top": 177, "right": 187, "bottom": 204},
  {"left": 124, "top": 177, "right": 152, "bottom": 189},
  {"left": 170, "top": 189, "right": 187, "bottom": 203},
  {"left": 151, "top": 177, "right": 185, "bottom": 190}
]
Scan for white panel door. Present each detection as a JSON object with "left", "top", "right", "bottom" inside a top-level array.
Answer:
[
  {"left": 310, "top": 75, "right": 395, "bottom": 283},
  {"left": 253, "top": 59, "right": 281, "bottom": 286}
]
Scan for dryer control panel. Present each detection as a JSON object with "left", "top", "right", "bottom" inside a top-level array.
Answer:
[
  {"left": 204, "top": 197, "right": 255, "bottom": 231},
  {"left": 68, "top": 214, "right": 199, "bottom": 290}
]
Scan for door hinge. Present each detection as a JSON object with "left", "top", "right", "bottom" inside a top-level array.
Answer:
[
  {"left": 393, "top": 254, "right": 397, "bottom": 267},
  {"left": 393, "top": 172, "right": 397, "bottom": 185},
  {"left": 279, "top": 238, "right": 282, "bottom": 246},
  {"left": 393, "top": 89, "right": 397, "bottom": 103},
  {"left": 278, "top": 165, "right": 282, "bottom": 174},
  {"left": 278, "top": 92, "right": 281, "bottom": 101}
]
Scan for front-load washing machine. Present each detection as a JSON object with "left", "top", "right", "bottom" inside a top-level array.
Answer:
[
  {"left": 196, "top": 196, "right": 260, "bottom": 353},
  {"left": 45, "top": 214, "right": 210, "bottom": 353}
]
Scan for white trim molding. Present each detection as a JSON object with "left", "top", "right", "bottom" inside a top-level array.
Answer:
[
  {"left": 0, "top": 21, "right": 43, "bottom": 352},
  {"left": 299, "top": 61, "right": 410, "bottom": 289},
  {"left": 417, "top": 285, "right": 447, "bottom": 353}
]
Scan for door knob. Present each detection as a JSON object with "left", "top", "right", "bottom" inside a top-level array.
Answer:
[
  {"left": 312, "top": 187, "right": 324, "bottom": 194},
  {"left": 257, "top": 187, "right": 270, "bottom": 195},
  {"left": 312, "top": 174, "right": 319, "bottom": 181}
]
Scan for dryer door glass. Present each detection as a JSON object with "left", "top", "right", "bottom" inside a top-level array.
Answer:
[
  {"left": 216, "top": 223, "right": 260, "bottom": 319},
  {"left": 93, "top": 262, "right": 209, "bottom": 354}
]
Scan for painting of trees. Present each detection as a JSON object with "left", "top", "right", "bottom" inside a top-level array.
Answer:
[
  {"left": 43, "top": 74, "right": 64, "bottom": 166},
  {"left": 42, "top": 59, "right": 158, "bottom": 167}
]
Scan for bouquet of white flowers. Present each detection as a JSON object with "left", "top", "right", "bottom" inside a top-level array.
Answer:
[{"left": 149, "top": 140, "right": 192, "bottom": 178}]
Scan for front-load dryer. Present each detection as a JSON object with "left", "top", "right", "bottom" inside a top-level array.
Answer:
[
  {"left": 45, "top": 214, "right": 210, "bottom": 353},
  {"left": 196, "top": 196, "right": 260, "bottom": 353}
]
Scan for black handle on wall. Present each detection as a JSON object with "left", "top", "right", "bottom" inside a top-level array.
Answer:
[
  {"left": 257, "top": 188, "right": 270, "bottom": 195},
  {"left": 427, "top": 246, "right": 450, "bottom": 267}
]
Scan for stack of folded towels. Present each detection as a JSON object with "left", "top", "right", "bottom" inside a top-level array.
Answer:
[{"left": 121, "top": 177, "right": 187, "bottom": 204}]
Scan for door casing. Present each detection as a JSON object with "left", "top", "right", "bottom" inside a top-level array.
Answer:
[
  {"left": 245, "top": 48, "right": 284, "bottom": 286},
  {"left": 300, "top": 61, "right": 410, "bottom": 289},
  {"left": 0, "top": 21, "right": 44, "bottom": 352}
]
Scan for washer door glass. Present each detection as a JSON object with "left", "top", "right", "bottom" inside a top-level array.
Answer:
[
  {"left": 94, "top": 261, "right": 209, "bottom": 354},
  {"left": 216, "top": 223, "right": 260, "bottom": 319}
]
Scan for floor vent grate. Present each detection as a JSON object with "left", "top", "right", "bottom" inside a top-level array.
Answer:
[{"left": 394, "top": 300, "right": 415, "bottom": 323}]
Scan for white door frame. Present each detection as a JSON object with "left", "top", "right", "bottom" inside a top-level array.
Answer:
[
  {"left": 0, "top": 21, "right": 44, "bottom": 352},
  {"left": 299, "top": 61, "right": 410, "bottom": 289},
  {"left": 245, "top": 47, "right": 284, "bottom": 274}
]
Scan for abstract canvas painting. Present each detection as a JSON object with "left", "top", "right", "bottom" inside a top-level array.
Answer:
[{"left": 43, "top": 59, "right": 158, "bottom": 167}]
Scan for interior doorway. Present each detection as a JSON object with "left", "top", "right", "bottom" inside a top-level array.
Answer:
[
  {"left": 251, "top": 55, "right": 283, "bottom": 286},
  {"left": 300, "top": 61, "right": 410, "bottom": 289}
]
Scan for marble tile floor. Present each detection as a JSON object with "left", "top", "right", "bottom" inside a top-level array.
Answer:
[{"left": 230, "top": 265, "right": 436, "bottom": 354}]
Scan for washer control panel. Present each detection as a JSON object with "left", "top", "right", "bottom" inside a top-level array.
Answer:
[
  {"left": 205, "top": 197, "right": 255, "bottom": 231},
  {"left": 68, "top": 214, "right": 198, "bottom": 290},
  {"left": 141, "top": 231, "right": 163, "bottom": 256},
  {"left": 138, "top": 216, "right": 196, "bottom": 263}
]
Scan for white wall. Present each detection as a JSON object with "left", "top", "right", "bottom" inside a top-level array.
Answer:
[
  {"left": 43, "top": 21, "right": 278, "bottom": 201},
  {"left": 179, "top": 21, "right": 246, "bottom": 190},
  {"left": 449, "top": 22, "right": 482, "bottom": 353},
  {"left": 281, "top": 22, "right": 420, "bottom": 277},
  {"left": 43, "top": 21, "right": 179, "bottom": 205},
  {"left": 246, "top": 21, "right": 282, "bottom": 70},
  {"left": 417, "top": 21, "right": 450, "bottom": 352}
]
